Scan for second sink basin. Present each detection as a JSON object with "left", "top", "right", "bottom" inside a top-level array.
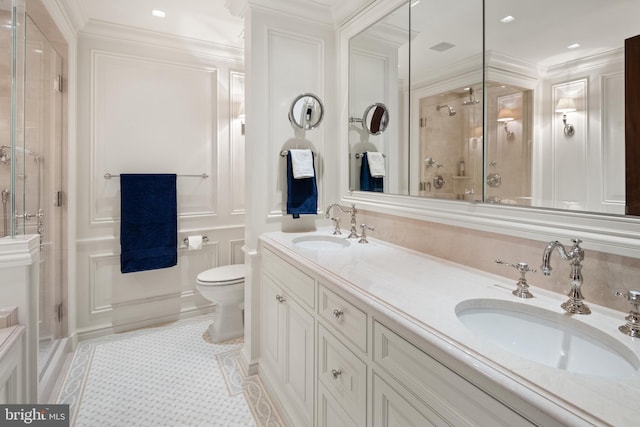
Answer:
[
  {"left": 292, "top": 235, "right": 351, "bottom": 250},
  {"left": 456, "top": 298, "right": 639, "bottom": 379}
]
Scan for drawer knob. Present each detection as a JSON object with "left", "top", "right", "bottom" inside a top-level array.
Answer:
[
  {"left": 332, "top": 309, "right": 344, "bottom": 319},
  {"left": 331, "top": 368, "right": 342, "bottom": 380},
  {"left": 275, "top": 294, "right": 286, "bottom": 303}
]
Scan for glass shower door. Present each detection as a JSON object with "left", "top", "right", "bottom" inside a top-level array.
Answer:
[{"left": 24, "top": 15, "right": 64, "bottom": 379}]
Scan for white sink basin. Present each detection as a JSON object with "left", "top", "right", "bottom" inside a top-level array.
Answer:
[
  {"left": 456, "top": 299, "right": 639, "bottom": 379},
  {"left": 292, "top": 235, "right": 351, "bottom": 250}
]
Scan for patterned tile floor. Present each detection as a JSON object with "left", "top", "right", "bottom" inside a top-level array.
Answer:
[{"left": 55, "top": 317, "right": 283, "bottom": 427}]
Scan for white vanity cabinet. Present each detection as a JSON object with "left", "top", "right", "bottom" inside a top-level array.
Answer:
[
  {"left": 259, "top": 237, "right": 559, "bottom": 427},
  {"left": 372, "top": 321, "right": 536, "bottom": 427},
  {"left": 260, "top": 248, "right": 315, "bottom": 427}
]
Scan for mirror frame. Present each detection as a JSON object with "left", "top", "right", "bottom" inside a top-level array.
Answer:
[{"left": 338, "top": 0, "right": 640, "bottom": 258}]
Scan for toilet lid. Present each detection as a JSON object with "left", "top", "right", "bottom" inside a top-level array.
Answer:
[{"left": 197, "top": 264, "right": 245, "bottom": 284}]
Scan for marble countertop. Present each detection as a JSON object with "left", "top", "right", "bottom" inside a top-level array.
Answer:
[{"left": 260, "top": 228, "right": 640, "bottom": 427}]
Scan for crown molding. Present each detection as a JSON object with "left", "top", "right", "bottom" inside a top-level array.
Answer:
[
  {"left": 79, "top": 20, "right": 244, "bottom": 64},
  {"left": 57, "top": 0, "right": 89, "bottom": 35}
]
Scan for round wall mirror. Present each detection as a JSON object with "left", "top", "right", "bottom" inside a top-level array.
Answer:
[
  {"left": 362, "top": 103, "right": 389, "bottom": 135},
  {"left": 289, "top": 93, "right": 324, "bottom": 130}
]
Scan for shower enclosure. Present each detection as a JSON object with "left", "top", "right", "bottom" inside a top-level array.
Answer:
[
  {"left": 1, "top": 0, "right": 66, "bottom": 392},
  {"left": 418, "top": 83, "right": 533, "bottom": 203},
  {"left": 418, "top": 85, "right": 483, "bottom": 200}
]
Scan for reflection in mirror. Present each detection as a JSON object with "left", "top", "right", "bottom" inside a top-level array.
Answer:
[
  {"left": 350, "top": 103, "right": 390, "bottom": 135},
  {"left": 349, "top": 2, "right": 409, "bottom": 194},
  {"left": 417, "top": 85, "right": 483, "bottom": 200},
  {"left": 347, "top": 0, "right": 640, "bottom": 216},
  {"left": 410, "top": 0, "right": 483, "bottom": 200},
  {"left": 484, "top": 0, "right": 638, "bottom": 214},
  {"left": 288, "top": 93, "right": 324, "bottom": 130}
]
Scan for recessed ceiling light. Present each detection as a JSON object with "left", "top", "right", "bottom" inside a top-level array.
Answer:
[
  {"left": 410, "top": 1, "right": 421, "bottom": 7},
  {"left": 152, "top": 9, "right": 166, "bottom": 18},
  {"left": 500, "top": 15, "right": 515, "bottom": 24},
  {"left": 568, "top": 43, "right": 581, "bottom": 49}
]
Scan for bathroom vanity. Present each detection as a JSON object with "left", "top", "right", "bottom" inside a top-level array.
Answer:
[{"left": 258, "top": 229, "right": 640, "bottom": 427}]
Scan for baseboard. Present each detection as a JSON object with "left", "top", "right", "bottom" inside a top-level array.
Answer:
[
  {"left": 38, "top": 337, "right": 71, "bottom": 403},
  {"left": 76, "top": 306, "right": 215, "bottom": 341},
  {"left": 238, "top": 348, "right": 259, "bottom": 376},
  {"left": 257, "top": 365, "right": 295, "bottom": 427}
]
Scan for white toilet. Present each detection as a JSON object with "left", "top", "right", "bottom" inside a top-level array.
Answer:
[{"left": 196, "top": 264, "right": 245, "bottom": 343}]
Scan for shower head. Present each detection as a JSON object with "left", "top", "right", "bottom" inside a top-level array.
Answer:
[
  {"left": 462, "top": 87, "right": 480, "bottom": 106},
  {"left": 436, "top": 104, "right": 456, "bottom": 116}
]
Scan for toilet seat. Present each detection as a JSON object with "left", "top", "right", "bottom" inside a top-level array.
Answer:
[{"left": 197, "top": 264, "right": 245, "bottom": 286}]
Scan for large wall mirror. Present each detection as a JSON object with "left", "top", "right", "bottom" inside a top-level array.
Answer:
[{"left": 348, "top": 0, "right": 639, "bottom": 216}]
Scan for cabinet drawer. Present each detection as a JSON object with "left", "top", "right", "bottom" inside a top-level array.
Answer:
[
  {"left": 318, "top": 325, "right": 367, "bottom": 427},
  {"left": 373, "top": 321, "right": 535, "bottom": 427},
  {"left": 319, "top": 284, "right": 367, "bottom": 353},
  {"left": 262, "top": 247, "right": 315, "bottom": 309}
]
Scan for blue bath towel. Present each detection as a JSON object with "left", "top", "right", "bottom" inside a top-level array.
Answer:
[
  {"left": 120, "top": 174, "right": 178, "bottom": 273},
  {"left": 360, "top": 152, "right": 384, "bottom": 192},
  {"left": 286, "top": 152, "right": 318, "bottom": 218}
]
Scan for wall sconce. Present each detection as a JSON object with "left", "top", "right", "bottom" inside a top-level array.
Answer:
[
  {"left": 496, "top": 108, "right": 515, "bottom": 138},
  {"left": 555, "top": 97, "right": 576, "bottom": 136}
]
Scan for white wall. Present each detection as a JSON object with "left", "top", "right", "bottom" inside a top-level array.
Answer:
[
  {"left": 241, "top": 5, "right": 337, "bottom": 372},
  {"left": 74, "top": 24, "right": 245, "bottom": 338}
]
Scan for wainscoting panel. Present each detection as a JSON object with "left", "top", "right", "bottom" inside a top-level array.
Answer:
[
  {"left": 267, "top": 29, "right": 326, "bottom": 216},
  {"left": 90, "top": 51, "right": 218, "bottom": 224},
  {"left": 75, "top": 29, "right": 245, "bottom": 338},
  {"left": 551, "top": 79, "right": 588, "bottom": 210},
  {"left": 602, "top": 72, "right": 625, "bottom": 213}
]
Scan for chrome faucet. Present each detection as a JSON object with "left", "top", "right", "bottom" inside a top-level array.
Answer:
[
  {"left": 615, "top": 290, "right": 640, "bottom": 337},
  {"left": 325, "top": 203, "right": 359, "bottom": 238},
  {"left": 540, "top": 238, "right": 590, "bottom": 314}
]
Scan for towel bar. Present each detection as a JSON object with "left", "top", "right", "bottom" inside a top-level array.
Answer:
[
  {"left": 280, "top": 150, "right": 316, "bottom": 157},
  {"left": 353, "top": 152, "right": 386, "bottom": 159},
  {"left": 104, "top": 173, "right": 209, "bottom": 179}
]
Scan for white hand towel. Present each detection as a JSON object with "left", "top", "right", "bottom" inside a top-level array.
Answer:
[
  {"left": 366, "top": 152, "right": 386, "bottom": 177},
  {"left": 290, "top": 149, "right": 315, "bottom": 179}
]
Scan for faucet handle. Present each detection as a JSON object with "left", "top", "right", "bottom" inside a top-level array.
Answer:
[
  {"left": 495, "top": 259, "right": 536, "bottom": 274},
  {"left": 571, "top": 238, "right": 583, "bottom": 246},
  {"left": 616, "top": 290, "right": 640, "bottom": 303},
  {"left": 358, "top": 224, "right": 374, "bottom": 244},
  {"left": 615, "top": 290, "right": 640, "bottom": 337},
  {"left": 495, "top": 259, "right": 536, "bottom": 299},
  {"left": 330, "top": 217, "right": 342, "bottom": 235}
]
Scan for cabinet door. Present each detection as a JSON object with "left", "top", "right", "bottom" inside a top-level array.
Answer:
[
  {"left": 261, "top": 275, "right": 284, "bottom": 379},
  {"left": 282, "top": 291, "right": 315, "bottom": 426},
  {"left": 372, "top": 374, "right": 448, "bottom": 427},
  {"left": 318, "top": 382, "right": 358, "bottom": 427}
]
